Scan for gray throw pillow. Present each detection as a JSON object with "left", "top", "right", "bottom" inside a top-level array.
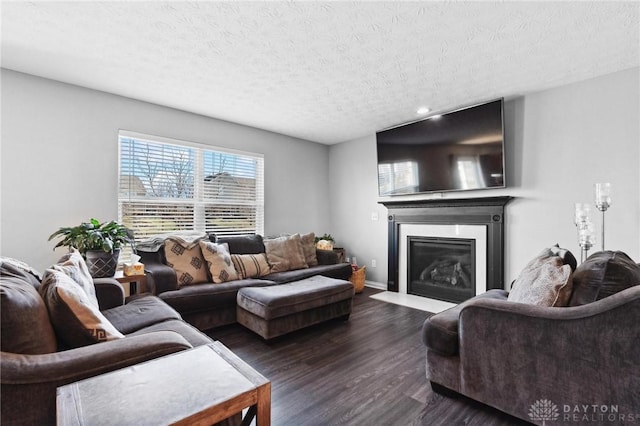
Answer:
[
  {"left": 0, "top": 260, "right": 58, "bottom": 354},
  {"left": 569, "top": 251, "right": 640, "bottom": 306},
  {"left": 264, "top": 234, "right": 309, "bottom": 273},
  {"left": 300, "top": 232, "right": 318, "bottom": 267},
  {"left": 214, "top": 234, "right": 265, "bottom": 254}
]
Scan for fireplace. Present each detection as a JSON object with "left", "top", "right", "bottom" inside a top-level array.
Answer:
[
  {"left": 380, "top": 196, "right": 512, "bottom": 303},
  {"left": 408, "top": 236, "right": 475, "bottom": 303}
]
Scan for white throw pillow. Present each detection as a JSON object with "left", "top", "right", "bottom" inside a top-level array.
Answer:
[
  {"left": 51, "top": 248, "right": 99, "bottom": 308},
  {"left": 40, "top": 270, "right": 124, "bottom": 347},
  {"left": 199, "top": 241, "right": 239, "bottom": 283},
  {"left": 508, "top": 255, "right": 573, "bottom": 307}
]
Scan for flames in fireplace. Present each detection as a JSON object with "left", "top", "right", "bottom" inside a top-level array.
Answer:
[
  {"left": 418, "top": 255, "right": 472, "bottom": 289},
  {"left": 408, "top": 237, "right": 476, "bottom": 303}
]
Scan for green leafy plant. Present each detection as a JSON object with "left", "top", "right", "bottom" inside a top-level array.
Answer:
[
  {"left": 314, "top": 233, "right": 335, "bottom": 244},
  {"left": 49, "top": 218, "right": 133, "bottom": 254}
]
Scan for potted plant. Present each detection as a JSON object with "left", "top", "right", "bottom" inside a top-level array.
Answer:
[
  {"left": 49, "top": 218, "right": 133, "bottom": 278},
  {"left": 314, "top": 233, "right": 335, "bottom": 250}
]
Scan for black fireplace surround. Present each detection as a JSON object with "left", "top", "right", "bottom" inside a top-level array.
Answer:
[{"left": 380, "top": 197, "right": 513, "bottom": 298}]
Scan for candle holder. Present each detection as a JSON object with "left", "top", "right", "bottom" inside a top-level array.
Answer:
[
  {"left": 574, "top": 203, "right": 591, "bottom": 227},
  {"left": 574, "top": 203, "right": 596, "bottom": 262},
  {"left": 578, "top": 221, "right": 596, "bottom": 263},
  {"left": 594, "top": 183, "right": 612, "bottom": 251}
]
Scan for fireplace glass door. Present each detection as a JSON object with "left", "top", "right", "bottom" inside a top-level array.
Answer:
[{"left": 407, "top": 236, "right": 476, "bottom": 303}]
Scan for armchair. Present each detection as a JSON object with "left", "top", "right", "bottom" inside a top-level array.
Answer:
[{"left": 422, "top": 250, "right": 640, "bottom": 424}]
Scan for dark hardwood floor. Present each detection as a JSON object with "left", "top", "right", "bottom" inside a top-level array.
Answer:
[{"left": 208, "top": 287, "right": 531, "bottom": 426}]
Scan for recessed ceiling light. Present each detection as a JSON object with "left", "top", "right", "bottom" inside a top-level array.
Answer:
[
  {"left": 416, "top": 107, "right": 430, "bottom": 115},
  {"left": 429, "top": 114, "right": 442, "bottom": 120}
]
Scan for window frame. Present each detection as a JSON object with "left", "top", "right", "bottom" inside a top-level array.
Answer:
[{"left": 118, "top": 130, "right": 265, "bottom": 245}]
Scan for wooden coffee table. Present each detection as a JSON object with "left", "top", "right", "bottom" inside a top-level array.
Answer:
[{"left": 57, "top": 342, "right": 270, "bottom": 425}]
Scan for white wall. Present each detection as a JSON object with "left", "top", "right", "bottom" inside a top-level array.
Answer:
[
  {"left": 329, "top": 67, "right": 640, "bottom": 287},
  {"left": 1, "top": 69, "right": 331, "bottom": 270}
]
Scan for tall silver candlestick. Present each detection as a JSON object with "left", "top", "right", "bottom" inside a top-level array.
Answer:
[
  {"left": 574, "top": 203, "right": 595, "bottom": 262},
  {"left": 594, "top": 183, "right": 611, "bottom": 251}
]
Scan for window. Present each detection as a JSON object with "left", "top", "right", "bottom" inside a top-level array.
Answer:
[{"left": 118, "top": 131, "right": 264, "bottom": 246}]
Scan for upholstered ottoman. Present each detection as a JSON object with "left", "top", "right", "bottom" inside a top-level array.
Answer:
[{"left": 236, "top": 276, "right": 355, "bottom": 340}]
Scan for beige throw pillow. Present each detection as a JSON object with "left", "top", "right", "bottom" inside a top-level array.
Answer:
[
  {"left": 199, "top": 241, "right": 239, "bottom": 283},
  {"left": 51, "top": 248, "right": 99, "bottom": 308},
  {"left": 231, "top": 253, "right": 272, "bottom": 279},
  {"left": 300, "top": 232, "right": 318, "bottom": 267},
  {"left": 164, "top": 238, "right": 209, "bottom": 286},
  {"left": 40, "top": 270, "right": 124, "bottom": 347},
  {"left": 264, "top": 234, "right": 309, "bottom": 273},
  {"left": 508, "top": 256, "right": 573, "bottom": 307}
]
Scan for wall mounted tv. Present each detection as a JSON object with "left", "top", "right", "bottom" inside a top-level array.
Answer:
[{"left": 376, "top": 98, "right": 505, "bottom": 196}]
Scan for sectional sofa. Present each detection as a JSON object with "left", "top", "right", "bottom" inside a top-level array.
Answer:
[
  {"left": 139, "top": 233, "right": 353, "bottom": 331},
  {"left": 0, "top": 256, "right": 215, "bottom": 425},
  {"left": 1, "top": 232, "right": 353, "bottom": 424}
]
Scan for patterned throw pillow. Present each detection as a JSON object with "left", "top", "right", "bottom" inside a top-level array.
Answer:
[
  {"left": 231, "top": 253, "right": 272, "bottom": 279},
  {"left": 39, "top": 269, "right": 124, "bottom": 347},
  {"left": 508, "top": 251, "right": 573, "bottom": 307},
  {"left": 300, "top": 232, "right": 318, "bottom": 267},
  {"left": 164, "top": 238, "right": 209, "bottom": 286},
  {"left": 264, "top": 234, "right": 309, "bottom": 273},
  {"left": 199, "top": 241, "right": 239, "bottom": 283},
  {"left": 51, "top": 249, "right": 99, "bottom": 308}
]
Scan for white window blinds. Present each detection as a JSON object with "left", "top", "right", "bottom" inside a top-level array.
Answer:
[{"left": 118, "top": 131, "right": 264, "bottom": 244}]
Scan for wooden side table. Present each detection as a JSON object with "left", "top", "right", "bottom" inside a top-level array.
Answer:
[
  {"left": 57, "top": 342, "right": 271, "bottom": 425},
  {"left": 113, "top": 270, "right": 146, "bottom": 295}
]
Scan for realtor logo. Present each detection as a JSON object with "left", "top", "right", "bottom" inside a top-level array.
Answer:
[{"left": 529, "top": 399, "right": 560, "bottom": 425}]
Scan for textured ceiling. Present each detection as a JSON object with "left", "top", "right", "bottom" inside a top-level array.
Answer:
[{"left": 1, "top": 1, "right": 639, "bottom": 144}]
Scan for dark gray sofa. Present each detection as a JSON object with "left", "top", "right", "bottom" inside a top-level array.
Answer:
[
  {"left": 0, "top": 259, "right": 215, "bottom": 425},
  {"left": 140, "top": 234, "right": 353, "bottom": 331},
  {"left": 421, "top": 250, "right": 640, "bottom": 424}
]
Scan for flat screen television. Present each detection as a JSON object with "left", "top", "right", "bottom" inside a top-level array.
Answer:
[{"left": 376, "top": 98, "right": 505, "bottom": 196}]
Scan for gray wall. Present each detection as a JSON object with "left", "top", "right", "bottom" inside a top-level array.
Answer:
[
  {"left": 329, "top": 67, "right": 640, "bottom": 287},
  {"left": 1, "top": 69, "right": 331, "bottom": 270},
  {"left": 3, "top": 67, "right": 638, "bottom": 281}
]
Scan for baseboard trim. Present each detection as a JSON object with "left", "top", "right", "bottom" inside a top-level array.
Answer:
[{"left": 364, "top": 280, "right": 386, "bottom": 290}]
